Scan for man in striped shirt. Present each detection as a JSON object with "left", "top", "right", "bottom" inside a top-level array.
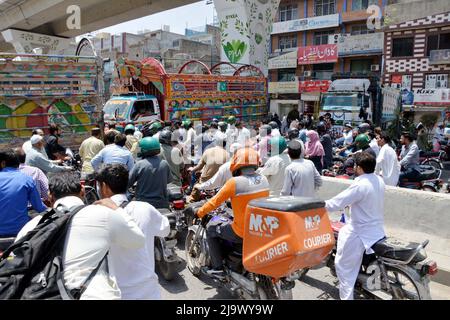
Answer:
[{"left": 14, "top": 147, "right": 49, "bottom": 201}]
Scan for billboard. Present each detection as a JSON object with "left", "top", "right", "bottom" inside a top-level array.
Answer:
[
  {"left": 272, "top": 14, "right": 340, "bottom": 35},
  {"left": 298, "top": 44, "right": 338, "bottom": 65}
]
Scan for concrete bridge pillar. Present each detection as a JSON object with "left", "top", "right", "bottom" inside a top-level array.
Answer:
[
  {"left": 214, "top": 0, "right": 281, "bottom": 76},
  {"left": 2, "top": 29, "right": 71, "bottom": 55}
]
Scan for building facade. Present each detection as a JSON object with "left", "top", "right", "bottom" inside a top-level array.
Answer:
[
  {"left": 268, "top": 0, "right": 385, "bottom": 117},
  {"left": 383, "top": 7, "right": 450, "bottom": 122}
]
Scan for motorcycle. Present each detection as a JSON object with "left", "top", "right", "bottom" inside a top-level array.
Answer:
[
  {"left": 185, "top": 207, "right": 295, "bottom": 300},
  {"left": 167, "top": 184, "right": 187, "bottom": 232},
  {"left": 154, "top": 208, "right": 183, "bottom": 281},
  {"left": 419, "top": 150, "right": 445, "bottom": 170},
  {"left": 399, "top": 165, "right": 443, "bottom": 192}
]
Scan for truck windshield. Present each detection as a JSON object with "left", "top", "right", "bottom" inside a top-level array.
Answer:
[
  {"left": 321, "top": 94, "right": 362, "bottom": 112},
  {"left": 103, "top": 100, "right": 131, "bottom": 120}
]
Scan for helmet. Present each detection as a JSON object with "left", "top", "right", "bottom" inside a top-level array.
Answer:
[
  {"left": 139, "top": 137, "right": 160, "bottom": 153},
  {"left": 344, "top": 123, "right": 353, "bottom": 129},
  {"left": 230, "top": 147, "right": 259, "bottom": 175},
  {"left": 218, "top": 121, "right": 227, "bottom": 131},
  {"left": 159, "top": 129, "right": 173, "bottom": 145},
  {"left": 150, "top": 121, "right": 162, "bottom": 131},
  {"left": 227, "top": 116, "right": 236, "bottom": 124},
  {"left": 269, "top": 121, "right": 279, "bottom": 129},
  {"left": 316, "top": 121, "right": 326, "bottom": 134},
  {"left": 124, "top": 124, "right": 135, "bottom": 134},
  {"left": 269, "top": 136, "right": 287, "bottom": 156},
  {"left": 259, "top": 124, "right": 272, "bottom": 137},
  {"left": 182, "top": 120, "right": 192, "bottom": 129},
  {"left": 287, "top": 128, "right": 299, "bottom": 140},
  {"left": 355, "top": 134, "right": 370, "bottom": 149},
  {"left": 212, "top": 118, "right": 219, "bottom": 123}
]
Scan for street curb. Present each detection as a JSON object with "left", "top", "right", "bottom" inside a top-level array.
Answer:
[{"left": 433, "top": 267, "right": 450, "bottom": 287}]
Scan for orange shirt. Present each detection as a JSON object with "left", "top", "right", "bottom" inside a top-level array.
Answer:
[{"left": 197, "top": 174, "right": 270, "bottom": 238}]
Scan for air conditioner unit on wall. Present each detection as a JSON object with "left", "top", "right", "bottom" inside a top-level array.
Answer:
[
  {"left": 371, "top": 64, "right": 380, "bottom": 71},
  {"left": 304, "top": 71, "right": 312, "bottom": 77}
]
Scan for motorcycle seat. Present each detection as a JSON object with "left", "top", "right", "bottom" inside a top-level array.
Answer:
[
  {"left": 372, "top": 238, "right": 425, "bottom": 262},
  {"left": 420, "top": 151, "right": 440, "bottom": 158},
  {"left": 168, "top": 189, "right": 183, "bottom": 202}
]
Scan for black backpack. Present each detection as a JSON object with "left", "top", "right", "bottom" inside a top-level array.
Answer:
[{"left": 0, "top": 205, "right": 107, "bottom": 300}]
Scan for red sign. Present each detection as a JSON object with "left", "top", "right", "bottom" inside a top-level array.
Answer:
[
  {"left": 299, "top": 80, "right": 331, "bottom": 93},
  {"left": 391, "top": 74, "right": 402, "bottom": 84},
  {"left": 298, "top": 44, "right": 338, "bottom": 65}
]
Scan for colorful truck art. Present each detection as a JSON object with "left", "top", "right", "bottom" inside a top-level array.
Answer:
[
  {"left": 0, "top": 53, "right": 103, "bottom": 149},
  {"left": 117, "top": 58, "right": 268, "bottom": 125}
]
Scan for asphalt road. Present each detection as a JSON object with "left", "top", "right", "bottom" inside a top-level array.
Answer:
[{"left": 159, "top": 230, "right": 450, "bottom": 300}]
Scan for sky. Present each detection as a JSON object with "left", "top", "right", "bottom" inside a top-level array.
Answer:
[{"left": 94, "top": 1, "right": 216, "bottom": 36}]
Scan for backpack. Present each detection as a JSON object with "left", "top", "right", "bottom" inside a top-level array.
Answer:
[{"left": 0, "top": 205, "right": 107, "bottom": 300}]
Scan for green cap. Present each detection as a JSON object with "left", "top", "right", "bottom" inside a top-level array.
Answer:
[
  {"left": 150, "top": 121, "right": 162, "bottom": 130},
  {"left": 139, "top": 137, "right": 161, "bottom": 152},
  {"left": 125, "top": 124, "right": 135, "bottom": 133},
  {"left": 227, "top": 116, "right": 236, "bottom": 124},
  {"left": 182, "top": 120, "right": 192, "bottom": 128},
  {"left": 355, "top": 134, "right": 370, "bottom": 149},
  {"left": 269, "top": 136, "right": 287, "bottom": 156}
]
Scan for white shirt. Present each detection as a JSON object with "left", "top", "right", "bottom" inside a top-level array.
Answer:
[
  {"left": 271, "top": 128, "right": 281, "bottom": 137},
  {"left": 375, "top": 144, "right": 400, "bottom": 186},
  {"left": 109, "top": 194, "right": 170, "bottom": 300},
  {"left": 15, "top": 196, "right": 145, "bottom": 299},
  {"left": 369, "top": 138, "right": 380, "bottom": 157},
  {"left": 343, "top": 130, "right": 353, "bottom": 145},
  {"left": 325, "top": 173, "right": 386, "bottom": 250},
  {"left": 258, "top": 153, "right": 292, "bottom": 196},
  {"left": 281, "top": 158, "right": 322, "bottom": 198},
  {"left": 198, "top": 161, "right": 232, "bottom": 191}
]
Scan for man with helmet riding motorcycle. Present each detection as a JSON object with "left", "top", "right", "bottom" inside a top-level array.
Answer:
[
  {"left": 342, "top": 134, "right": 377, "bottom": 173},
  {"left": 195, "top": 148, "right": 270, "bottom": 279},
  {"left": 124, "top": 124, "right": 139, "bottom": 158},
  {"left": 317, "top": 122, "right": 333, "bottom": 170},
  {"left": 257, "top": 136, "right": 291, "bottom": 196},
  {"left": 159, "top": 129, "right": 183, "bottom": 187},
  {"left": 128, "top": 137, "right": 173, "bottom": 209}
]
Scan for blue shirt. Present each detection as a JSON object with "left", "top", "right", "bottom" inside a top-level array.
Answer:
[
  {"left": 0, "top": 167, "right": 47, "bottom": 236},
  {"left": 91, "top": 144, "right": 135, "bottom": 172}
]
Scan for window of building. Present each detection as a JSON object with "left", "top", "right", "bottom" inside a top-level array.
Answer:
[
  {"left": 279, "top": 4, "right": 298, "bottom": 22},
  {"left": 426, "top": 33, "right": 450, "bottom": 57},
  {"left": 279, "top": 35, "right": 298, "bottom": 50},
  {"left": 352, "top": 0, "right": 378, "bottom": 11},
  {"left": 314, "top": 0, "right": 336, "bottom": 16},
  {"left": 350, "top": 24, "right": 375, "bottom": 35},
  {"left": 425, "top": 74, "right": 448, "bottom": 89},
  {"left": 392, "top": 37, "right": 414, "bottom": 57},
  {"left": 313, "top": 63, "right": 334, "bottom": 80},
  {"left": 278, "top": 69, "right": 297, "bottom": 82},
  {"left": 350, "top": 59, "right": 373, "bottom": 73},
  {"left": 314, "top": 30, "right": 335, "bottom": 45}
]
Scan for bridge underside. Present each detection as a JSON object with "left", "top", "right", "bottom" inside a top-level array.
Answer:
[{"left": 0, "top": 0, "right": 196, "bottom": 51}]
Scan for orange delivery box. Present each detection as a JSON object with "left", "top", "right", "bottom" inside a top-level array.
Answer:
[{"left": 243, "top": 196, "right": 335, "bottom": 279}]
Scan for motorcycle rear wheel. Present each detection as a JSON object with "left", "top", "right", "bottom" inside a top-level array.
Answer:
[
  {"left": 155, "top": 247, "right": 177, "bottom": 281},
  {"left": 256, "top": 277, "right": 293, "bottom": 300},
  {"left": 421, "top": 159, "right": 442, "bottom": 170},
  {"left": 383, "top": 266, "right": 430, "bottom": 300},
  {"left": 185, "top": 230, "right": 202, "bottom": 277}
]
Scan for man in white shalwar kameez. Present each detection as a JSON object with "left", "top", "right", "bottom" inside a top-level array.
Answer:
[{"left": 325, "top": 152, "right": 386, "bottom": 300}]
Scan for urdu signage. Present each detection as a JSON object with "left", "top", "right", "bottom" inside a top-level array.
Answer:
[
  {"left": 298, "top": 44, "right": 338, "bottom": 65},
  {"left": 330, "top": 33, "right": 383, "bottom": 56},
  {"left": 268, "top": 50, "right": 298, "bottom": 69},
  {"left": 272, "top": 14, "right": 340, "bottom": 35},
  {"left": 429, "top": 49, "right": 450, "bottom": 65}
]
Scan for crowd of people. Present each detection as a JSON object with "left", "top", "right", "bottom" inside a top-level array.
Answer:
[{"left": 0, "top": 113, "right": 447, "bottom": 300}]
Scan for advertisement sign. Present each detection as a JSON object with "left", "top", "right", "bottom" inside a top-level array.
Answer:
[
  {"left": 268, "top": 50, "right": 298, "bottom": 69},
  {"left": 299, "top": 80, "right": 331, "bottom": 93},
  {"left": 214, "top": 0, "right": 281, "bottom": 76},
  {"left": 272, "top": 14, "right": 340, "bottom": 35},
  {"left": 269, "top": 81, "right": 299, "bottom": 94},
  {"left": 298, "top": 44, "right": 338, "bottom": 65},
  {"left": 331, "top": 32, "right": 383, "bottom": 56},
  {"left": 413, "top": 88, "right": 450, "bottom": 105},
  {"left": 429, "top": 49, "right": 450, "bottom": 65}
]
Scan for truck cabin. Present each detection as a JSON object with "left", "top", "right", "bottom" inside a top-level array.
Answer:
[{"left": 103, "top": 93, "right": 160, "bottom": 127}]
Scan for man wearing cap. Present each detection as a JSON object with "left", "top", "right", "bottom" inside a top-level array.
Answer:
[
  {"left": 25, "top": 135, "right": 72, "bottom": 175},
  {"left": 336, "top": 124, "right": 354, "bottom": 147},
  {"left": 22, "top": 129, "right": 45, "bottom": 155}
]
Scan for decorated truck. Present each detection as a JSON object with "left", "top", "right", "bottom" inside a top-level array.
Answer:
[
  {"left": 108, "top": 58, "right": 268, "bottom": 126},
  {"left": 0, "top": 52, "right": 104, "bottom": 150}
]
